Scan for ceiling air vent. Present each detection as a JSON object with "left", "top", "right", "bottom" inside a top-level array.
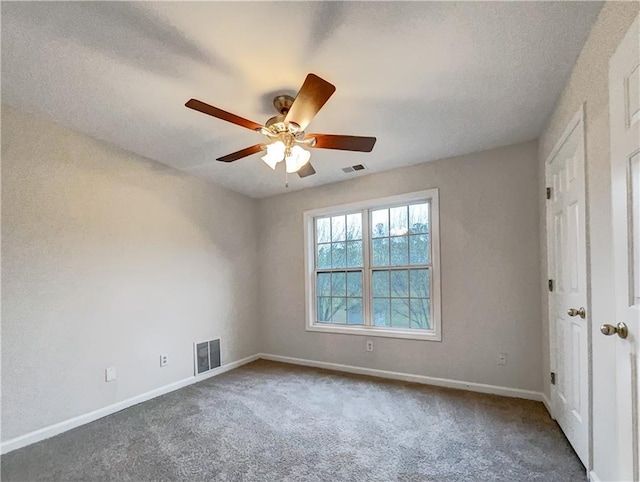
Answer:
[{"left": 342, "top": 164, "right": 366, "bottom": 173}]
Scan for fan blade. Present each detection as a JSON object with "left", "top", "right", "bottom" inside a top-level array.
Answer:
[
  {"left": 216, "top": 144, "right": 265, "bottom": 163},
  {"left": 285, "top": 74, "right": 336, "bottom": 131},
  {"left": 307, "top": 134, "right": 376, "bottom": 152},
  {"left": 297, "top": 162, "right": 316, "bottom": 178},
  {"left": 186, "top": 99, "right": 263, "bottom": 131}
]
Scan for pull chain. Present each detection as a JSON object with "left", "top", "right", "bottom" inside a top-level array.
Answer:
[{"left": 284, "top": 145, "right": 290, "bottom": 188}]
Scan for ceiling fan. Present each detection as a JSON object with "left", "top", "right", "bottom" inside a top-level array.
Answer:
[{"left": 185, "top": 73, "right": 376, "bottom": 179}]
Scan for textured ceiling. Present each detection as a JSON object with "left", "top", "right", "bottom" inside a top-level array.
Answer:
[{"left": 1, "top": 1, "right": 601, "bottom": 198}]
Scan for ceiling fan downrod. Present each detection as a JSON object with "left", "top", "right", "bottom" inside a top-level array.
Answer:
[{"left": 272, "top": 94, "right": 294, "bottom": 115}]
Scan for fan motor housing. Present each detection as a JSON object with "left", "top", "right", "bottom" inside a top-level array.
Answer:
[
  {"left": 265, "top": 115, "right": 288, "bottom": 133},
  {"left": 267, "top": 94, "right": 295, "bottom": 134}
]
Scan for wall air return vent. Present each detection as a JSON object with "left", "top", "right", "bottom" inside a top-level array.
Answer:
[{"left": 194, "top": 339, "right": 221, "bottom": 375}]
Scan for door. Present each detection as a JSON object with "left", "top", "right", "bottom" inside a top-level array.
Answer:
[
  {"left": 609, "top": 15, "right": 640, "bottom": 482},
  {"left": 546, "top": 109, "right": 589, "bottom": 467}
]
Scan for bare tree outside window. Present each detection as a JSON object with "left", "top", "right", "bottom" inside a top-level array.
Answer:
[
  {"left": 316, "top": 213, "right": 363, "bottom": 324},
  {"left": 371, "top": 203, "right": 431, "bottom": 329},
  {"left": 313, "top": 199, "right": 433, "bottom": 331}
]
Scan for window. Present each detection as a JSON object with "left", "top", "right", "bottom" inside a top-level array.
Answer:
[{"left": 304, "top": 189, "right": 441, "bottom": 341}]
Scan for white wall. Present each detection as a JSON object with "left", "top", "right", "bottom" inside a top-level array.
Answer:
[
  {"left": 259, "top": 140, "right": 543, "bottom": 392},
  {"left": 1, "top": 109, "right": 546, "bottom": 446},
  {"left": 538, "top": 2, "right": 640, "bottom": 480},
  {"left": 1, "top": 106, "right": 260, "bottom": 442}
]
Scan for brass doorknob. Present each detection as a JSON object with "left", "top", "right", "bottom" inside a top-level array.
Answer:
[
  {"left": 600, "top": 323, "right": 628, "bottom": 339},
  {"left": 567, "top": 307, "right": 586, "bottom": 318}
]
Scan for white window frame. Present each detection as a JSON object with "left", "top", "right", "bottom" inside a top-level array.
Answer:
[{"left": 304, "top": 189, "right": 442, "bottom": 341}]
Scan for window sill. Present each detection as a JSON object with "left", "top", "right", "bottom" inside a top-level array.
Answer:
[{"left": 306, "top": 323, "right": 441, "bottom": 341}]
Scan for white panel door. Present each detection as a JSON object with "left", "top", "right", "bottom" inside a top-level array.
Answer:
[
  {"left": 546, "top": 110, "right": 589, "bottom": 467},
  {"left": 609, "top": 15, "right": 640, "bottom": 482}
]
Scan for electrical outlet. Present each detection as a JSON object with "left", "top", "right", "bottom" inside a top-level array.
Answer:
[
  {"left": 497, "top": 353, "right": 507, "bottom": 366},
  {"left": 105, "top": 366, "right": 117, "bottom": 382},
  {"left": 366, "top": 340, "right": 374, "bottom": 352},
  {"left": 160, "top": 354, "right": 168, "bottom": 367}
]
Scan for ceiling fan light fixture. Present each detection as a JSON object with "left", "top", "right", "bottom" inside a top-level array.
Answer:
[
  {"left": 185, "top": 73, "right": 376, "bottom": 181},
  {"left": 261, "top": 140, "right": 285, "bottom": 170},
  {"left": 285, "top": 145, "right": 311, "bottom": 173}
]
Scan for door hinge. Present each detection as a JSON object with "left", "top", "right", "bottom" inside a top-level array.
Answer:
[
  {"left": 546, "top": 187, "right": 552, "bottom": 200},
  {"left": 550, "top": 372, "right": 556, "bottom": 385},
  {"left": 548, "top": 279, "right": 554, "bottom": 292}
]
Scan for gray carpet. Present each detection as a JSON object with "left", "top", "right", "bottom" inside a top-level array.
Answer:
[{"left": 2, "top": 360, "right": 585, "bottom": 481}]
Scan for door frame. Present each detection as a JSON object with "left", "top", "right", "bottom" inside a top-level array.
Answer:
[
  {"left": 544, "top": 104, "right": 592, "bottom": 471},
  {"left": 609, "top": 14, "right": 640, "bottom": 480}
]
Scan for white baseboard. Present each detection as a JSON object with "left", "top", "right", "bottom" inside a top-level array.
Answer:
[
  {"left": 1, "top": 354, "right": 260, "bottom": 455},
  {"left": 2, "top": 353, "right": 547, "bottom": 454},
  {"left": 589, "top": 470, "right": 601, "bottom": 482},
  {"left": 259, "top": 353, "right": 544, "bottom": 402},
  {"left": 541, "top": 392, "right": 554, "bottom": 419}
]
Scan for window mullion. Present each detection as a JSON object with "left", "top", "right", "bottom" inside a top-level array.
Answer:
[{"left": 362, "top": 208, "right": 372, "bottom": 327}]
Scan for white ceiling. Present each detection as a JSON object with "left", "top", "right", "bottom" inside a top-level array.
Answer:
[{"left": 2, "top": 1, "right": 601, "bottom": 198}]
